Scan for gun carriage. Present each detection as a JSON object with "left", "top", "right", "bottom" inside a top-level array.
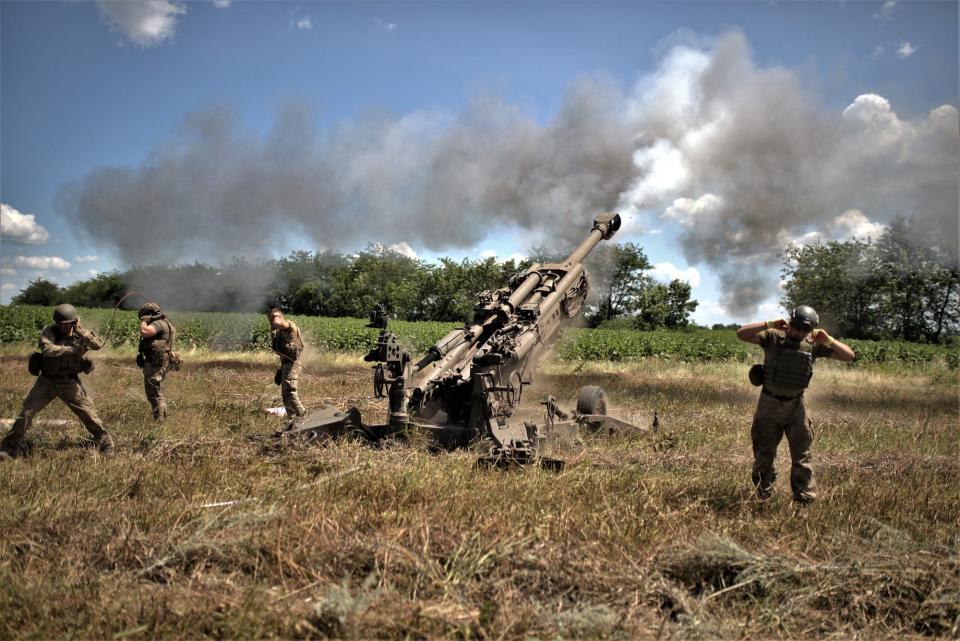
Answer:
[{"left": 283, "top": 213, "right": 644, "bottom": 467}]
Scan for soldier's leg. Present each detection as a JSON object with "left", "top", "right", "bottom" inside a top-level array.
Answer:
[
  {"left": 751, "top": 394, "right": 784, "bottom": 500},
  {"left": 57, "top": 378, "right": 112, "bottom": 451},
  {"left": 281, "top": 361, "right": 306, "bottom": 417},
  {"left": 785, "top": 399, "right": 816, "bottom": 503},
  {"left": 143, "top": 363, "right": 167, "bottom": 421},
  {"left": 1, "top": 377, "right": 57, "bottom": 455}
]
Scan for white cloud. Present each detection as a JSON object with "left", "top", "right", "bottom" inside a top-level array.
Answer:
[
  {"left": 478, "top": 249, "right": 526, "bottom": 263},
  {"left": 88, "top": 269, "right": 101, "bottom": 276},
  {"left": 13, "top": 256, "right": 72, "bottom": 270},
  {"left": 650, "top": 262, "right": 701, "bottom": 288},
  {"left": 387, "top": 241, "right": 417, "bottom": 259},
  {"left": 1, "top": 203, "right": 50, "bottom": 245},
  {"left": 213, "top": 0, "right": 231, "bottom": 8},
  {"left": 646, "top": 229, "right": 663, "bottom": 235},
  {"left": 74, "top": 255, "right": 100, "bottom": 263},
  {"left": 896, "top": 41, "right": 917, "bottom": 58},
  {"left": 1, "top": 283, "right": 15, "bottom": 292},
  {"left": 374, "top": 18, "right": 398, "bottom": 32},
  {"left": 782, "top": 209, "right": 887, "bottom": 247},
  {"left": 661, "top": 194, "right": 725, "bottom": 229},
  {"left": 296, "top": 16, "right": 312, "bottom": 30},
  {"left": 97, "top": 1, "right": 186, "bottom": 47},
  {"left": 826, "top": 209, "right": 887, "bottom": 240},
  {"left": 618, "top": 139, "right": 690, "bottom": 214},
  {"left": 871, "top": 45, "right": 884, "bottom": 60},
  {"left": 1, "top": 268, "right": 16, "bottom": 276},
  {"left": 873, "top": 1, "right": 896, "bottom": 21}
]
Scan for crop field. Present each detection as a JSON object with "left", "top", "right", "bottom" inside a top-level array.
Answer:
[
  {"left": 0, "top": 309, "right": 958, "bottom": 640},
  {"left": 2, "top": 305, "right": 957, "bottom": 367}
]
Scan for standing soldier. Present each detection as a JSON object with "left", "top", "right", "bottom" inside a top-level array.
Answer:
[
  {"left": 1, "top": 304, "right": 114, "bottom": 457},
  {"left": 268, "top": 308, "right": 306, "bottom": 419},
  {"left": 736, "top": 305, "right": 855, "bottom": 503},
  {"left": 138, "top": 302, "right": 177, "bottom": 421}
]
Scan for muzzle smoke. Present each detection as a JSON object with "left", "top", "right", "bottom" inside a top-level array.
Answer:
[{"left": 59, "top": 31, "right": 958, "bottom": 317}]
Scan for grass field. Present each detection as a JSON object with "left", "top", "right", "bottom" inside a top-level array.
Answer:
[{"left": 0, "top": 344, "right": 958, "bottom": 640}]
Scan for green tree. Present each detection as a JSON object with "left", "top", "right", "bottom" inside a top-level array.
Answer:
[
  {"left": 633, "top": 279, "right": 698, "bottom": 330},
  {"left": 587, "top": 243, "right": 652, "bottom": 327},
  {"left": 781, "top": 218, "right": 959, "bottom": 342},
  {"left": 62, "top": 271, "right": 126, "bottom": 308},
  {"left": 782, "top": 240, "right": 883, "bottom": 338},
  {"left": 12, "top": 278, "right": 63, "bottom": 306}
]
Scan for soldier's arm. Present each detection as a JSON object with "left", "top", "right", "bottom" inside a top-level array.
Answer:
[
  {"left": 812, "top": 329, "right": 855, "bottom": 362},
  {"left": 140, "top": 317, "right": 158, "bottom": 338},
  {"left": 737, "top": 319, "right": 785, "bottom": 344},
  {"left": 39, "top": 328, "right": 81, "bottom": 356},
  {"left": 77, "top": 324, "right": 105, "bottom": 350}
]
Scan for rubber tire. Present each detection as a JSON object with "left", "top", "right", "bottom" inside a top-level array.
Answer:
[{"left": 576, "top": 385, "right": 607, "bottom": 416}]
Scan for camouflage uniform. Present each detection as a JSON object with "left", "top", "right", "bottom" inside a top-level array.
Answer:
[
  {"left": 272, "top": 321, "right": 306, "bottom": 417},
  {"left": 751, "top": 329, "right": 834, "bottom": 502},
  {"left": 139, "top": 317, "right": 173, "bottom": 421},
  {"left": 1, "top": 324, "right": 111, "bottom": 455}
]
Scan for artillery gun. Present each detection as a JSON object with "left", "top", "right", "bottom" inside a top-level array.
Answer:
[{"left": 283, "top": 213, "right": 645, "bottom": 467}]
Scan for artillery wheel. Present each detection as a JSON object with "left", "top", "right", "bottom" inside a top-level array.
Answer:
[{"left": 576, "top": 385, "right": 607, "bottom": 431}]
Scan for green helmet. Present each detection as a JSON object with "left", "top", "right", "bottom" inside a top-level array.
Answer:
[
  {"left": 52, "top": 303, "right": 78, "bottom": 324},
  {"left": 139, "top": 302, "right": 161, "bottom": 318},
  {"left": 790, "top": 305, "right": 819, "bottom": 332}
]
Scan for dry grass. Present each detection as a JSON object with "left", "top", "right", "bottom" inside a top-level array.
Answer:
[{"left": 0, "top": 347, "right": 957, "bottom": 640}]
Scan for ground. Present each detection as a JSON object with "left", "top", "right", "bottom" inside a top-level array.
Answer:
[{"left": 0, "top": 347, "right": 957, "bottom": 640}]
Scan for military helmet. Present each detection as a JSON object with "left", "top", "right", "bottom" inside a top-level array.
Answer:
[
  {"left": 139, "top": 302, "right": 161, "bottom": 317},
  {"left": 52, "top": 303, "right": 78, "bottom": 324},
  {"left": 790, "top": 305, "right": 820, "bottom": 332}
]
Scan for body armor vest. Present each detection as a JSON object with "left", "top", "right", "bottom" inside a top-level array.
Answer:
[
  {"left": 272, "top": 323, "right": 303, "bottom": 360},
  {"left": 763, "top": 336, "right": 814, "bottom": 390},
  {"left": 139, "top": 319, "right": 175, "bottom": 367}
]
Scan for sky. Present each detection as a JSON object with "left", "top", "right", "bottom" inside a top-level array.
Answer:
[{"left": 1, "top": 0, "right": 957, "bottom": 325}]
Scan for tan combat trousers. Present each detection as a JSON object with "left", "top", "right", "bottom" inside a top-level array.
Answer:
[
  {"left": 1, "top": 375, "right": 107, "bottom": 451},
  {"left": 281, "top": 360, "right": 306, "bottom": 417},
  {"left": 751, "top": 392, "right": 816, "bottom": 502},
  {"left": 143, "top": 362, "right": 167, "bottom": 421}
]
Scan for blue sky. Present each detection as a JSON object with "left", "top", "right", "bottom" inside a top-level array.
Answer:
[{"left": 1, "top": 1, "right": 957, "bottom": 325}]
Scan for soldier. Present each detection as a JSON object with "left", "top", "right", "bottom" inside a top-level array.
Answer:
[
  {"left": 736, "top": 305, "right": 855, "bottom": 503},
  {"left": 138, "top": 302, "right": 176, "bottom": 421},
  {"left": 268, "top": 308, "right": 306, "bottom": 419},
  {"left": 0, "top": 304, "right": 114, "bottom": 457}
]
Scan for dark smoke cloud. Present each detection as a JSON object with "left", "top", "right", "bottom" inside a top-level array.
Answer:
[
  {"left": 59, "top": 79, "right": 637, "bottom": 268},
  {"left": 59, "top": 31, "right": 958, "bottom": 317},
  {"left": 621, "top": 32, "right": 959, "bottom": 315}
]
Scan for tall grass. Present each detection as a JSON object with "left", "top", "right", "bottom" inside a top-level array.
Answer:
[{"left": 0, "top": 349, "right": 956, "bottom": 640}]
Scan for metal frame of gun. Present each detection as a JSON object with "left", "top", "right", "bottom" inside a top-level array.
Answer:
[{"left": 280, "top": 213, "right": 649, "bottom": 467}]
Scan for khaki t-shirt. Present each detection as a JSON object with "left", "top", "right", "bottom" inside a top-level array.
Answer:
[{"left": 757, "top": 329, "right": 834, "bottom": 397}]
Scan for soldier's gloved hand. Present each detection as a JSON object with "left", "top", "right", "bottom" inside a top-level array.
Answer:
[
  {"left": 767, "top": 318, "right": 789, "bottom": 331},
  {"left": 812, "top": 329, "right": 834, "bottom": 346}
]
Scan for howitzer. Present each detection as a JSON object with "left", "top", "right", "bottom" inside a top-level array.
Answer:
[{"left": 282, "top": 213, "right": 646, "bottom": 467}]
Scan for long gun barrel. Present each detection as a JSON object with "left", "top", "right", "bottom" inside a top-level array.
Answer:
[{"left": 409, "top": 213, "right": 622, "bottom": 401}]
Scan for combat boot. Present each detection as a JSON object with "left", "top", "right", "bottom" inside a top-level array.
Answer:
[
  {"left": 0, "top": 431, "right": 27, "bottom": 459},
  {"left": 95, "top": 431, "right": 115, "bottom": 454}
]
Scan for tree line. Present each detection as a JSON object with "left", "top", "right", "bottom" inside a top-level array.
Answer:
[
  {"left": 10, "top": 243, "right": 699, "bottom": 330},
  {"left": 781, "top": 218, "right": 958, "bottom": 343}
]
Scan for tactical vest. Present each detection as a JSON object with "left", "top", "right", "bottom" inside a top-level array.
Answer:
[
  {"left": 272, "top": 323, "right": 303, "bottom": 361},
  {"left": 41, "top": 352, "right": 85, "bottom": 377},
  {"left": 139, "top": 319, "right": 175, "bottom": 367},
  {"left": 763, "top": 335, "right": 814, "bottom": 390},
  {"left": 39, "top": 326, "right": 87, "bottom": 377}
]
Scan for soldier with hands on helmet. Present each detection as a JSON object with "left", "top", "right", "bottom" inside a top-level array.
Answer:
[
  {"left": 268, "top": 307, "right": 306, "bottom": 419},
  {"left": 1, "top": 304, "right": 114, "bottom": 458},
  {"left": 138, "top": 302, "right": 179, "bottom": 421},
  {"left": 737, "top": 305, "right": 855, "bottom": 503}
]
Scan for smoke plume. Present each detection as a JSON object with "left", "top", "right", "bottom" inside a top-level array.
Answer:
[
  {"left": 59, "top": 31, "right": 958, "bottom": 317},
  {"left": 620, "top": 32, "right": 959, "bottom": 314}
]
